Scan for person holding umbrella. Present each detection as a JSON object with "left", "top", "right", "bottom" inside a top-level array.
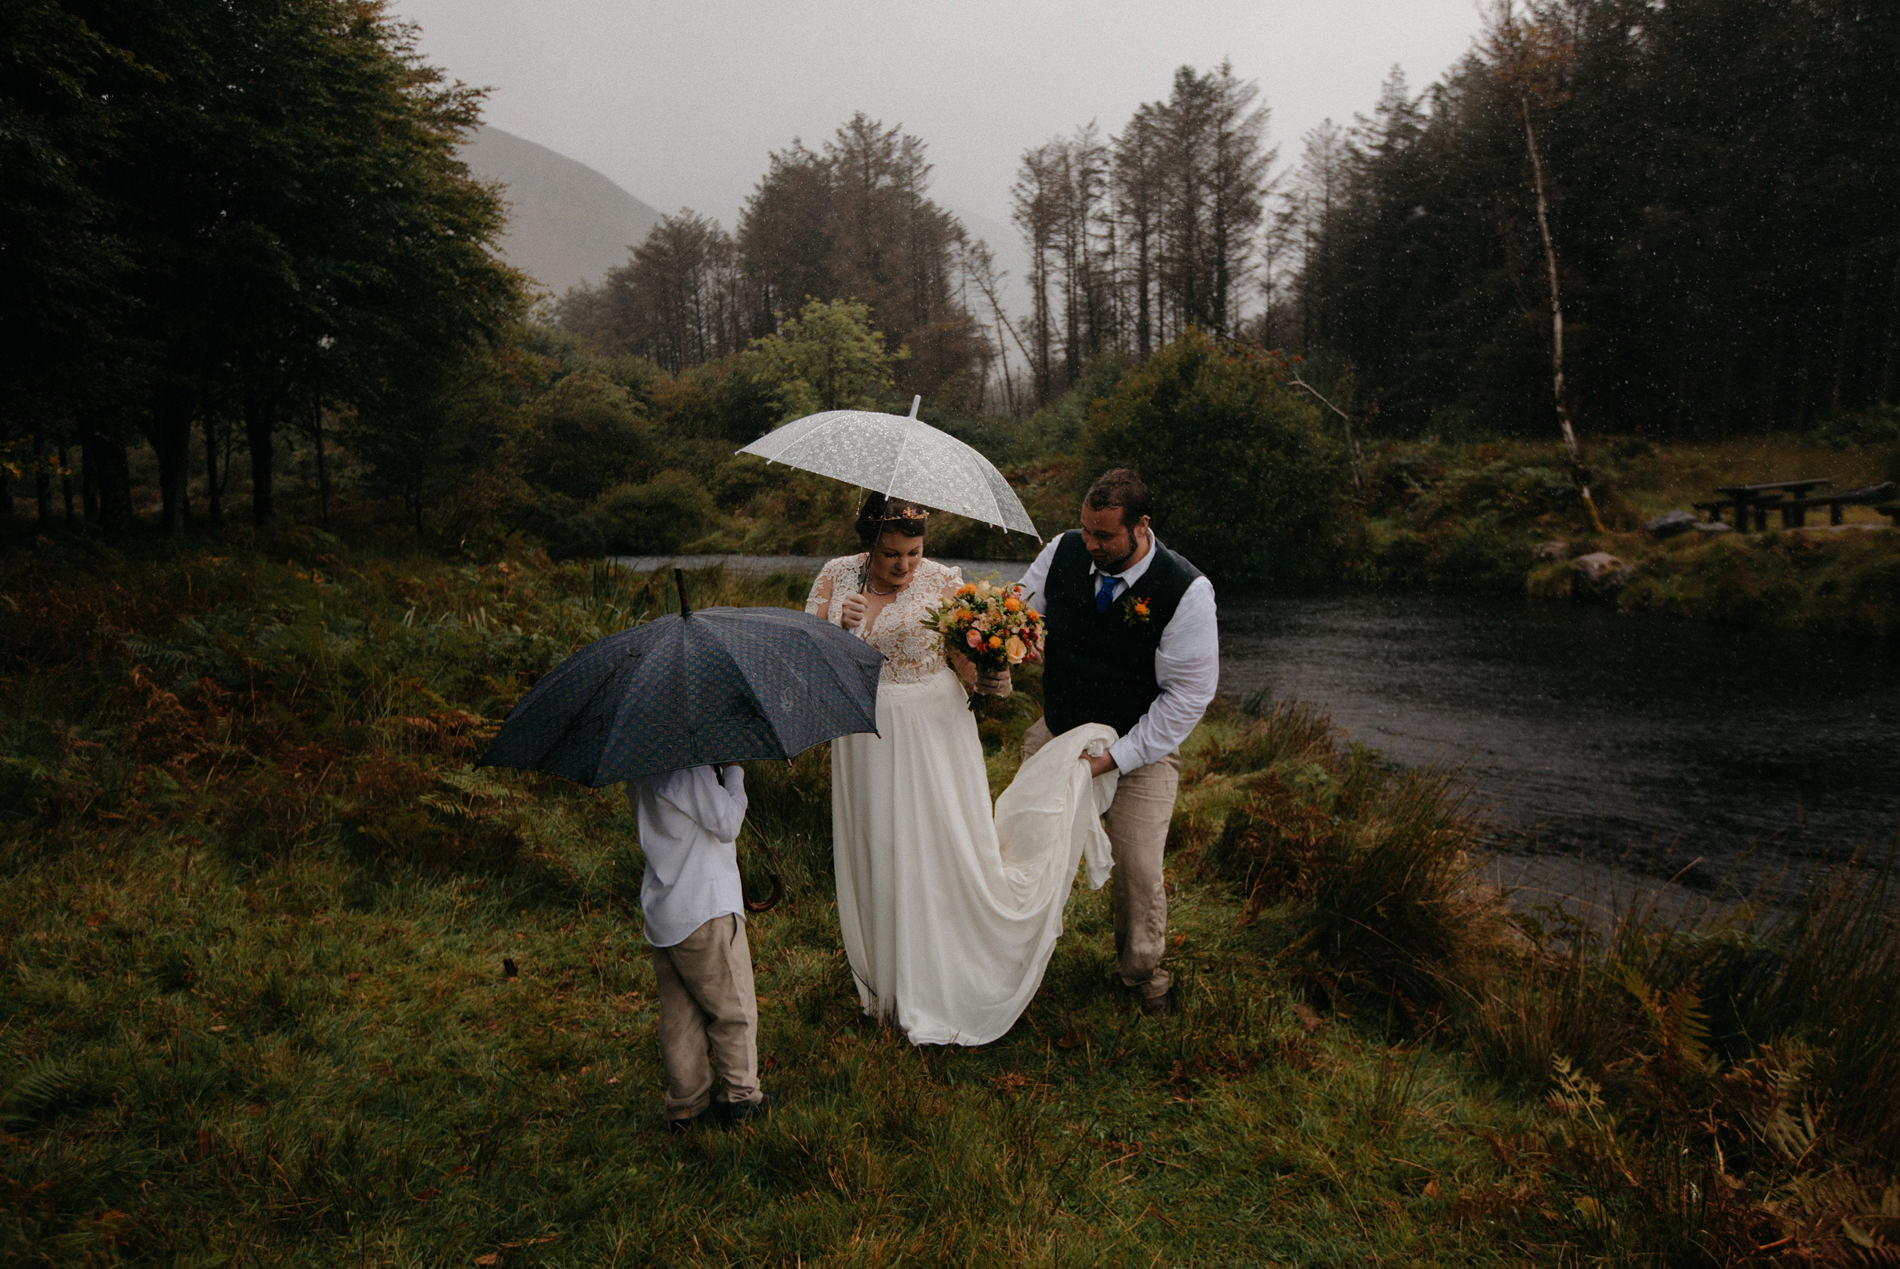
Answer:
[
  {"left": 805, "top": 494, "right": 1112, "bottom": 1045},
  {"left": 629, "top": 762, "right": 774, "bottom": 1134},
  {"left": 740, "top": 400, "right": 1115, "bottom": 1044},
  {"left": 481, "top": 577, "right": 886, "bottom": 1127}
]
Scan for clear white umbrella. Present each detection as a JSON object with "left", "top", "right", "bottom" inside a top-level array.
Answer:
[{"left": 736, "top": 396, "right": 1040, "bottom": 539}]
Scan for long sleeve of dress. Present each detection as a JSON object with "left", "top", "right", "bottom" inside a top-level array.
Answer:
[{"left": 805, "top": 555, "right": 863, "bottom": 627}]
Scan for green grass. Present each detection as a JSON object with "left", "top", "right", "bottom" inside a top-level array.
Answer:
[{"left": 3, "top": 536, "right": 1897, "bottom": 1265}]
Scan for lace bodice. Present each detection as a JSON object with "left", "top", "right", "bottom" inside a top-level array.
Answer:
[{"left": 806, "top": 554, "right": 965, "bottom": 685}]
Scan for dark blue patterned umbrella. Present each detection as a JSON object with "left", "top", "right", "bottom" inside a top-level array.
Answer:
[{"left": 480, "top": 603, "right": 883, "bottom": 785}]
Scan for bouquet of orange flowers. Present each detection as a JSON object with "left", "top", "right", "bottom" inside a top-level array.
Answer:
[{"left": 923, "top": 579, "right": 1045, "bottom": 675}]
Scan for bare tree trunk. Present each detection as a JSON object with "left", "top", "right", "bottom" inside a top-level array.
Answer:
[
  {"left": 82, "top": 431, "right": 134, "bottom": 533},
  {"left": 59, "top": 438, "right": 76, "bottom": 525},
  {"left": 35, "top": 431, "right": 54, "bottom": 526},
  {"left": 1833, "top": 257, "right": 1854, "bottom": 414},
  {"left": 1519, "top": 96, "right": 1604, "bottom": 532},
  {"left": 312, "top": 401, "right": 331, "bottom": 530},
  {"left": 202, "top": 415, "right": 225, "bottom": 531},
  {"left": 247, "top": 403, "right": 275, "bottom": 527},
  {"left": 1881, "top": 248, "right": 1900, "bottom": 407},
  {"left": 1289, "top": 370, "right": 1364, "bottom": 501},
  {"left": 142, "top": 388, "right": 195, "bottom": 539}
]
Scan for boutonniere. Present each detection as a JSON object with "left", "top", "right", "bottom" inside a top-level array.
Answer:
[{"left": 1119, "top": 593, "right": 1153, "bottom": 626}]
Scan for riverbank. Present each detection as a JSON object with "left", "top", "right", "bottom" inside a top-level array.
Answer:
[
  {"left": 3, "top": 537, "right": 1895, "bottom": 1262},
  {"left": 653, "top": 430, "right": 1900, "bottom": 638},
  {"left": 1346, "top": 434, "right": 1900, "bottom": 637}
]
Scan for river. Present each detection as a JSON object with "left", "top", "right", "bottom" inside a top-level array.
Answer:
[{"left": 619, "top": 555, "right": 1900, "bottom": 907}]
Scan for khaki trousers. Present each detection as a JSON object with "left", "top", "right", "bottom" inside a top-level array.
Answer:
[
  {"left": 651, "top": 913, "right": 762, "bottom": 1122},
  {"left": 1024, "top": 716, "right": 1179, "bottom": 1001}
]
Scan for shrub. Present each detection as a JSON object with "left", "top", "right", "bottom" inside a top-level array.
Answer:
[
  {"left": 580, "top": 470, "right": 717, "bottom": 555},
  {"left": 1196, "top": 699, "right": 1493, "bottom": 1019},
  {"left": 517, "top": 369, "right": 652, "bottom": 501},
  {"left": 1081, "top": 332, "right": 1348, "bottom": 589}
]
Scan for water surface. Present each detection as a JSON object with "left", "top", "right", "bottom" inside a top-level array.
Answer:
[{"left": 1219, "top": 591, "right": 1900, "bottom": 904}]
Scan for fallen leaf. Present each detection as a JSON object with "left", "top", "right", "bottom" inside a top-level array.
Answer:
[{"left": 1291, "top": 1002, "right": 1324, "bottom": 1034}]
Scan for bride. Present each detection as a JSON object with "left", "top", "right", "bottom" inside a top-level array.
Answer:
[{"left": 806, "top": 494, "right": 1117, "bottom": 1045}]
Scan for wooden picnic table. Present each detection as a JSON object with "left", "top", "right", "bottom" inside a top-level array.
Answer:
[
  {"left": 1770, "top": 480, "right": 1899, "bottom": 528},
  {"left": 1696, "top": 478, "right": 1831, "bottom": 530}
]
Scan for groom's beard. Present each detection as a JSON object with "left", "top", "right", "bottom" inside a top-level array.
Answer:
[{"left": 1091, "top": 529, "right": 1146, "bottom": 575}]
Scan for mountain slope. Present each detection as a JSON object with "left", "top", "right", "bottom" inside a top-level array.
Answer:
[{"left": 459, "top": 125, "right": 662, "bottom": 295}]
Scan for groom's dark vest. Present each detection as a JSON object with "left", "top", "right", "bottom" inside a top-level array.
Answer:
[{"left": 1041, "top": 530, "right": 1203, "bottom": 739}]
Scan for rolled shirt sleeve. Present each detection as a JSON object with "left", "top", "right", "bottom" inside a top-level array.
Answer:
[{"left": 1109, "top": 576, "right": 1218, "bottom": 772}]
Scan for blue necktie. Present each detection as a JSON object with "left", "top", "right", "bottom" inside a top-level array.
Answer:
[{"left": 1095, "top": 573, "right": 1119, "bottom": 613}]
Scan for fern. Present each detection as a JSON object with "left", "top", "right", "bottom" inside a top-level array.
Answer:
[
  {"left": 1618, "top": 963, "right": 1714, "bottom": 1082},
  {"left": 1730, "top": 1046, "right": 1822, "bottom": 1167},
  {"left": 2, "top": 1055, "right": 107, "bottom": 1126}
]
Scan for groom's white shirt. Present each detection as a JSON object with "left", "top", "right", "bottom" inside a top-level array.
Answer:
[{"left": 1019, "top": 531, "right": 1219, "bottom": 773}]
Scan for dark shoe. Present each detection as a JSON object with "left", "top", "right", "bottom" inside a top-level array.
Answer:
[
  {"left": 1139, "top": 988, "right": 1175, "bottom": 1018},
  {"left": 665, "top": 1115, "right": 698, "bottom": 1138},
  {"left": 719, "top": 1091, "right": 778, "bottom": 1126}
]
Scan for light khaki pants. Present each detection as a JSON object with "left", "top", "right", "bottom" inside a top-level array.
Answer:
[
  {"left": 651, "top": 913, "right": 763, "bottom": 1122},
  {"left": 1024, "top": 716, "right": 1179, "bottom": 1001}
]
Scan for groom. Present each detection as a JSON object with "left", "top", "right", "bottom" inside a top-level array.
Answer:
[{"left": 1018, "top": 468, "right": 1219, "bottom": 1017}]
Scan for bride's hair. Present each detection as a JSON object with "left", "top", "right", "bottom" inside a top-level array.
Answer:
[{"left": 855, "top": 494, "right": 930, "bottom": 548}]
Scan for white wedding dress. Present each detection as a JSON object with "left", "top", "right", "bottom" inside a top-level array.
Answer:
[{"left": 807, "top": 554, "right": 1118, "bottom": 1045}]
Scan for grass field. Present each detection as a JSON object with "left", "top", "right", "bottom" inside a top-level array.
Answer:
[{"left": 3, "top": 535, "right": 1896, "bottom": 1265}]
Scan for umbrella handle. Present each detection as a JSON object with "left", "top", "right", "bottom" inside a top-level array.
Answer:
[
  {"left": 848, "top": 564, "right": 873, "bottom": 642},
  {"left": 744, "top": 874, "right": 784, "bottom": 914}
]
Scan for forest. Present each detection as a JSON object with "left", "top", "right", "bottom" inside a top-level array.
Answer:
[{"left": 3, "top": 0, "right": 1898, "bottom": 587}]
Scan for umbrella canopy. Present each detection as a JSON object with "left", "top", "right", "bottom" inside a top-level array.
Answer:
[
  {"left": 480, "top": 604, "right": 884, "bottom": 786},
  {"left": 737, "top": 397, "right": 1040, "bottom": 538}
]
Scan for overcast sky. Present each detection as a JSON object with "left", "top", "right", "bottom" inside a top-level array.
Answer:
[{"left": 388, "top": 0, "right": 1485, "bottom": 235}]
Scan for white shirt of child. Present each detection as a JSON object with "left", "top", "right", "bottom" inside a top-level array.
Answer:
[{"left": 628, "top": 765, "right": 749, "bottom": 948}]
